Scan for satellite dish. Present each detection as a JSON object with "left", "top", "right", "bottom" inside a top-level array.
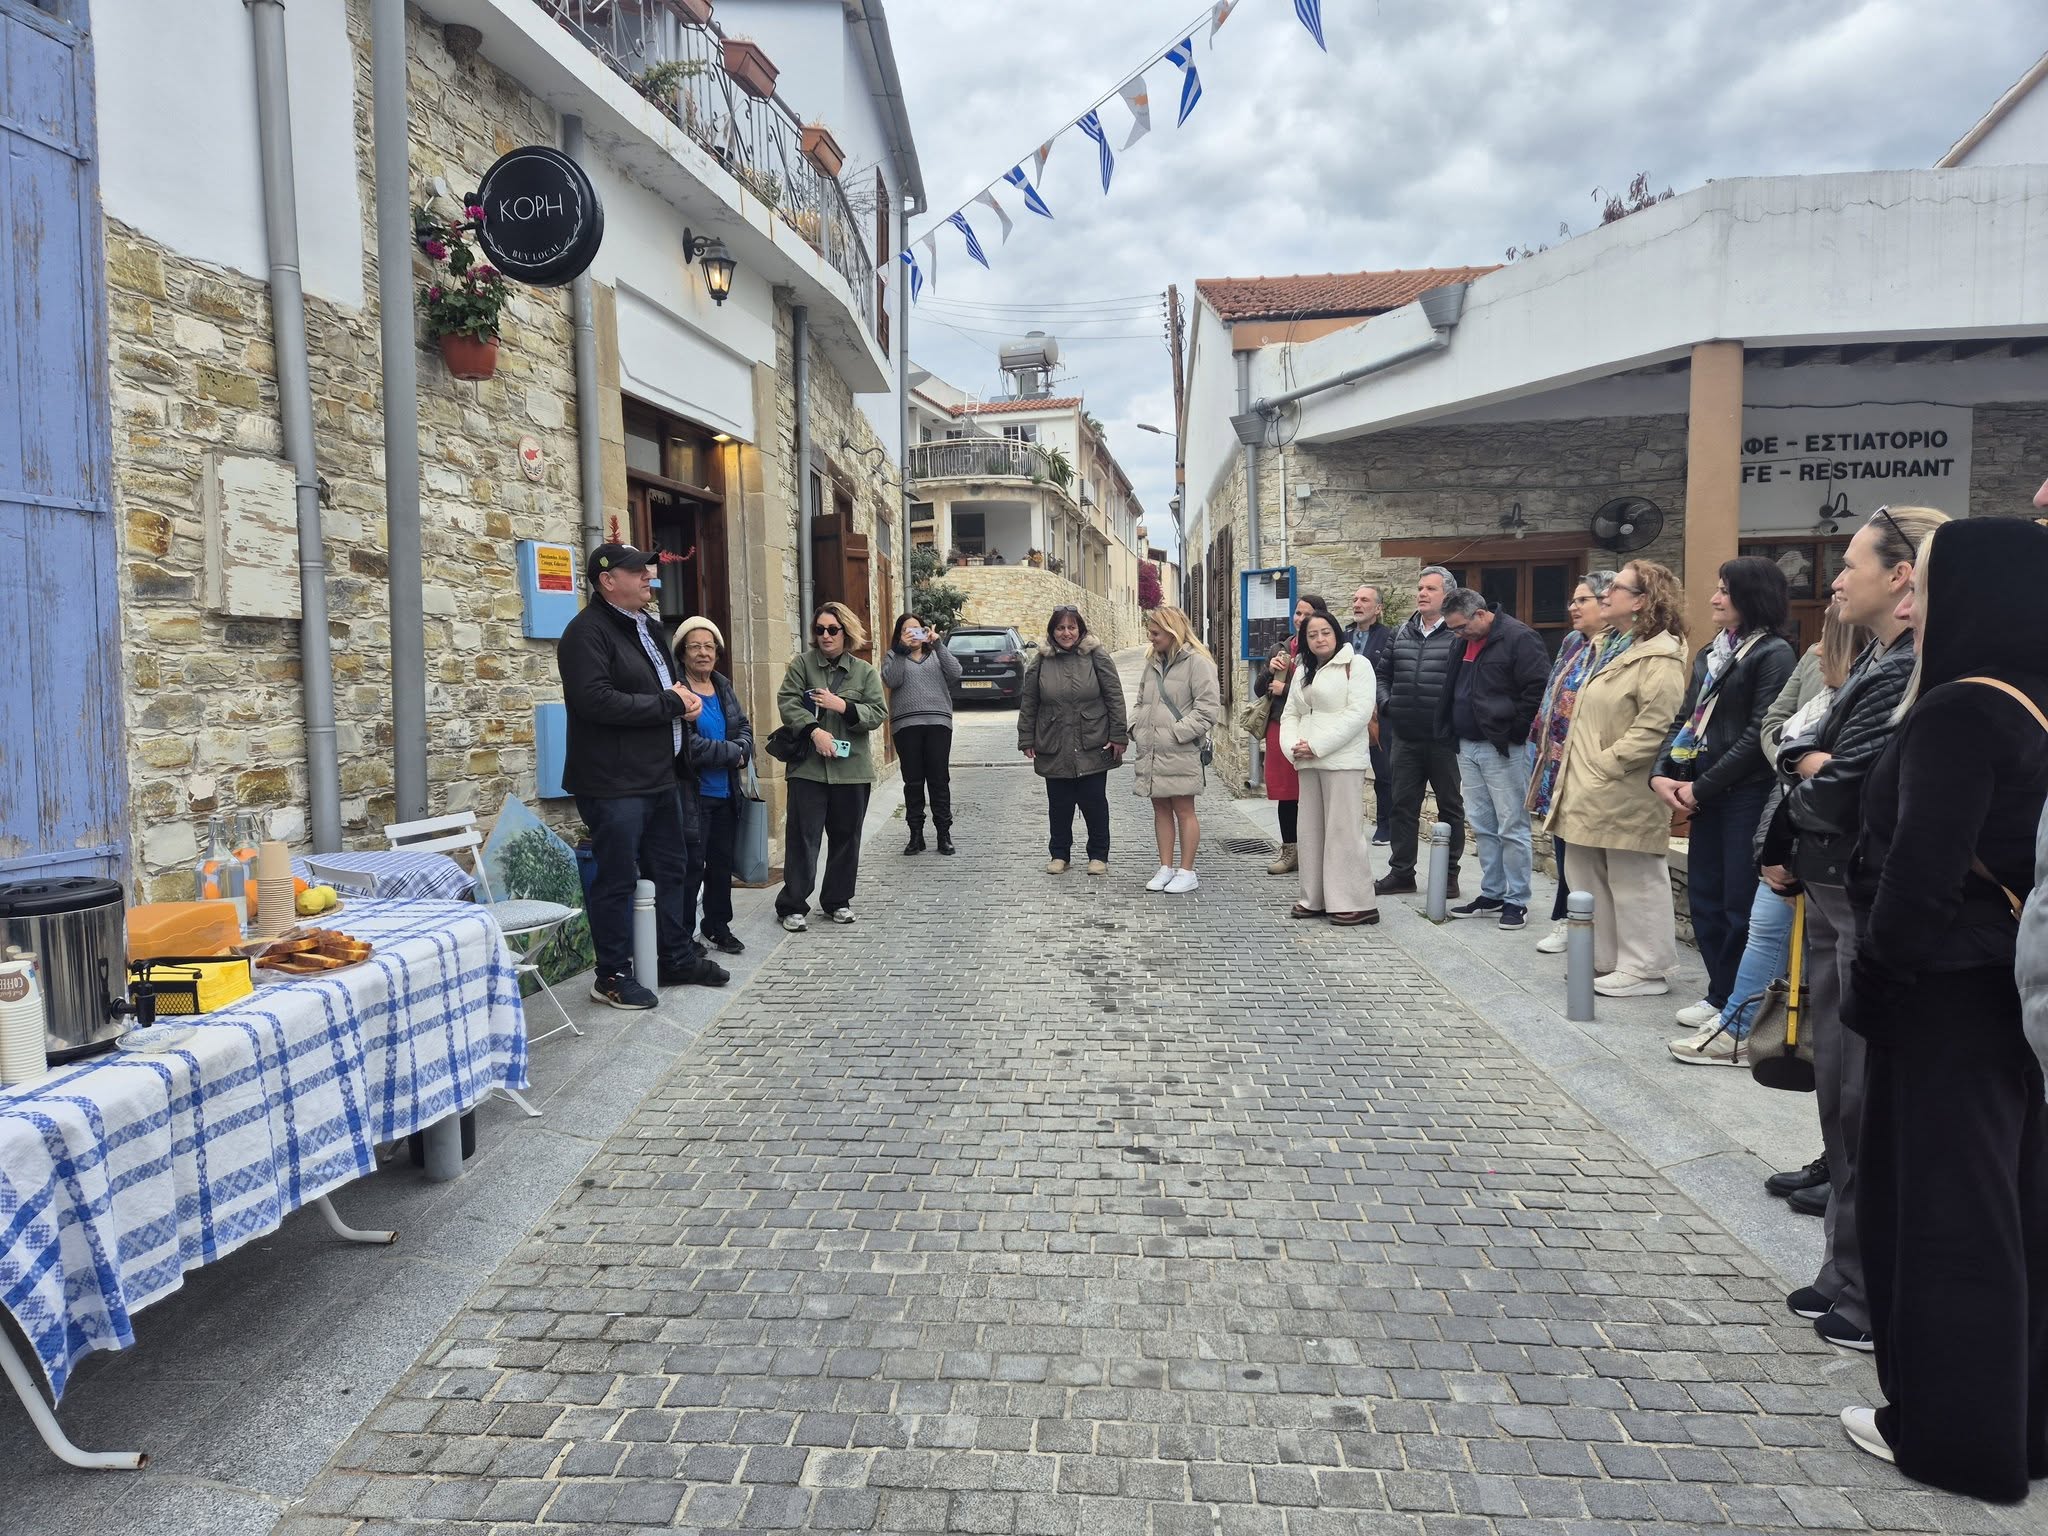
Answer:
[{"left": 1590, "top": 496, "right": 1665, "bottom": 553}]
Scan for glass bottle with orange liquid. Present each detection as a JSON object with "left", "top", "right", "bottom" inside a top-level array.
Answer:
[{"left": 197, "top": 815, "right": 249, "bottom": 930}]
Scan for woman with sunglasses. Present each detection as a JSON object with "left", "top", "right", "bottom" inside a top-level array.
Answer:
[{"left": 773, "top": 602, "right": 886, "bottom": 932}]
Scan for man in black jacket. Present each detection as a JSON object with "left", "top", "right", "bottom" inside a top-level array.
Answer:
[
  {"left": 1343, "top": 584, "right": 1394, "bottom": 842},
  {"left": 557, "top": 543, "right": 728, "bottom": 1008},
  {"left": 1375, "top": 566, "right": 1465, "bottom": 897},
  {"left": 1441, "top": 591, "right": 1552, "bottom": 928}
]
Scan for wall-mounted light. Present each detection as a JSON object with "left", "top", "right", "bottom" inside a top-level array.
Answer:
[
  {"left": 1500, "top": 500, "right": 1528, "bottom": 539},
  {"left": 1815, "top": 490, "right": 1850, "bottom": 535},
  {"left": 682, "top": 227, "right": 736, "bottom": 306}
]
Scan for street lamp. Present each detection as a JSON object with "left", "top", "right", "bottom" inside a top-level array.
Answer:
[
  {"left": 682, "top": 228, "right": 736, "bottom": 306},
  {"left": 1135, "top": 423, "right": 1171, "bottom": 437}
]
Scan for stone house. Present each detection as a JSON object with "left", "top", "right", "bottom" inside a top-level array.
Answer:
[{"left": 6, "top": 0, "right": 922, "bottom": 897}]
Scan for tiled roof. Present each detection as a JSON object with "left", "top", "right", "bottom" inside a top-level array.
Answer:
[
  {"left": 948, "top": 396, "right": 1083, "bottom": 416},
  {"left": 1196, "top": 266, "right": 1500, "bottom": 324}
]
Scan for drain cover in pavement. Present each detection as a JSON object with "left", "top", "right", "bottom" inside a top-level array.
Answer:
[{"left": 1220, "top": 837, "right": 1277, "bottom": 855}]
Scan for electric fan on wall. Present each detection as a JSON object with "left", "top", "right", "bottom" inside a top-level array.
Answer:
[{"left": 1590, "top": 496, "right": 1665, "bottom": 553}]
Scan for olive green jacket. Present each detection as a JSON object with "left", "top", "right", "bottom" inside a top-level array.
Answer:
[{"left": 776, "top": 647, "right": 886, "bottom": 785}]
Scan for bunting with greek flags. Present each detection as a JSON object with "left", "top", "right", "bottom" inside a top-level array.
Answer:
[
  {"left": 1118, "top": 77, "right": 1151, "bottom": 149},
  {"left": 974, "top": 189, "right": 1015, "bottom": 244},
  {"left": 1077, "top": 110, "right": 1114, "bottom": 193},
  {"left": 1209, "top": 0, "right": 1237, "bottom": 44},
  {"left": 899, "top": 248, "right": 922, "bottom": 303},
  {"left": 1004, "top": 165, "right": 1053, "bottom": 219},
  {"left": 1165, "top": 39, "right": 1202, "bottom": 125},
  {"left": 1295, "top": 0, "right": 1327, "bottom": 49},
  {"left": 947, "top": 210, "right": 990, "bottom": 268},
  {"left": 919, "top": 233, "right": 937, "bottom": 294}
]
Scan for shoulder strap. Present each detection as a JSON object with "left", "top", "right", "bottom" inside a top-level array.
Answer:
[{"left": 1957, "top": 677, "right": 2048, "bottom": 916}]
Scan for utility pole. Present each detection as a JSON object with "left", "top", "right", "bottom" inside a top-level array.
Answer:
[{"left": 1166, "top": 284, "right": 1189, "bottom": 609}]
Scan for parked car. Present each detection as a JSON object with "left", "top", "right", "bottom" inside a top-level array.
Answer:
[{"left": 945, "top": 626, "right": 1031, "bottom": 703}]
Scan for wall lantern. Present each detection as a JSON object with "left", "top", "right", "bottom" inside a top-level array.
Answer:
[
  {"left": 682, "top": 227, "right": 736, "bottom": 305},
  {"left": 1815, "top": 490, "right": 1851, "bottom": 535},
  {"left": 1500, "top": 500, "right": 1528, "bottom": 539}
]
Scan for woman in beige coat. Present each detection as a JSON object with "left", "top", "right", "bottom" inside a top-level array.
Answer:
[
  {"left": 1130, "top": 607, "right": 1222, "bottom": 894},
  {"left": 1543, "top": 560, "right": 1691, "bottom": 991}
]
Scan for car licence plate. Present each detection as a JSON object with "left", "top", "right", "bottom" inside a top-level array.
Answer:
[{"left": 962, "top": 680, "right": 994, "bottom": 689}]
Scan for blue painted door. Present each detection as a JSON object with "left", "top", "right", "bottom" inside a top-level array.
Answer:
[{"left": 0, "top": 0, "right": 125, "bottom": 880}]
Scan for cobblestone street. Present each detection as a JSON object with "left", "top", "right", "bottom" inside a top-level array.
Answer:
[{"left": 281, "top": 689, "right": 2033, "bottom": 1536}]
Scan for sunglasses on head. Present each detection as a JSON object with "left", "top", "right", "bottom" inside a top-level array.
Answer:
[
  {"left": 813, "top": 622, "right": 843, "bottom": 635},
  {"left": 1870, "top": 505, "right": 1912, "bottom": 556}
]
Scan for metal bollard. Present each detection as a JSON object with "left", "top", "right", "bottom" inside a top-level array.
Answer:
[
  {"left": 1566, "top": 889, "right": 1597, "bottom": 1021},
  {"left": 1424, "top": 822, "right": 1451, "bottom": 922},
  {"left": 633, "top": 878, "right": 658, "bottom": 990},
  {"left": 421, "top": 1113, "right": 463, "bottom": 1181}
]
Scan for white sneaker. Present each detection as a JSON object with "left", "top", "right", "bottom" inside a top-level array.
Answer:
[
  {"left": 1534, "top": 923, "right": 1569, "bottom": 954},
  {"left": 828, "top": 907, "right": 856, "bottom": 924},
  {"left": 1163, "top": 869, "right": 1199, "bottom": 895},
  {"left": 1840, "top": 1406, "right": 1894, "bottom": 1464},
  {"left": 1674, "top": 999, "right": 1720, "bottom": 1029},
  {"left": 1593, "top": 972, "right": 1671, "bottom": 998},
  {"left": 1145, "top": 865, "right": 1175, "bottom": 892},
  {"left": 1668, "top": 1029, "right": 1745, "bottom": 1066},
  {"left": 780, "top": 912, "right": 807, "bottom": 932}
]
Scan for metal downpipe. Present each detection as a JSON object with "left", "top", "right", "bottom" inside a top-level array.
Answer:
[
  {"left": 1236, "top": 350, "right": 1259, "bottom": 565},
  {"left": 246, "top": 0, "right": 341, "bottom": 853},
  {"left": 562, "top": 115, "right": 604, "bottom": 550},
  {"left": 372, "top": 0, "right": 427, "bottom": 822},
  {"left": 793, "top": 304, "right": 814, "bottom": 623}
]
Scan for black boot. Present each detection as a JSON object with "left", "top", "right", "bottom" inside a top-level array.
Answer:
[
  {"left": 905, "top": 822, "right": 927, "bottom": 855},
  {"left": 935, "top": 823, "right": 955, "bottom": 856}
]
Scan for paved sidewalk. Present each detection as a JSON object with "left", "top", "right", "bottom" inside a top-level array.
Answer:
[{"left": 270, "top": 692, "right": 2032, "bottom": 1534}]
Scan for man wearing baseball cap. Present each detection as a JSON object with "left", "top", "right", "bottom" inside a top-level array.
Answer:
[{"left": 556, "top": 543, "right": 728, "bottom": 1006}]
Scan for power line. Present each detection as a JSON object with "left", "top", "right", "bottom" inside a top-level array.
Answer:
[
  {"left": 920, "top": 292, "right": 1165, "bottom": 312},
  {"left": 922, "top": 304, "right": 1167, "bottom": 323}
]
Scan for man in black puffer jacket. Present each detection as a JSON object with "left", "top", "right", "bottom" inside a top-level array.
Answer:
[
  {"left": 557, "top": 543, "right": 728, "bottom": 1009},
  {"left": 1375, "top": 566, "right": 1466, "bottom": 896}
]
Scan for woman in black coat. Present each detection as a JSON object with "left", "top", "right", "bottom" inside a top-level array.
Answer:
[
  {"left": 1837, "top": 517, "right": 2048, "bottom": 1501},
  {"left": 1651, "top": 557, "right": 1796, "bottom": 1020}
]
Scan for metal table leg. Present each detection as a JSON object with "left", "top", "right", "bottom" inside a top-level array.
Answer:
[
  {"left": 0, "top": 1329, "right": 145, "bottom": 1470},
  {"left": 313, "top": 1194, "right": 397, "bottom": 1245}
]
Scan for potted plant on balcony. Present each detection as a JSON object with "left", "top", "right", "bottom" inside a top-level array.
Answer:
[
  {"left": 1041, "top": 444, "right": 1074, "bottom": 492},
  {"left": 1026, "top": 548, "right": 1045, "bottom": 568},
  {"left": 671, "top": 0, "right": 714, "bottom": 25},
  {"left": 800, "top": 121, "right": 846, "bottom": 178},
  {"left": 1046, "top": 553, "right": 1065, "bottom": 575},
  {"left": 414, "top": 202, "right": 509, "bottom": 380},
  {"left": 722, "top": 36, "right": 778, "bottom": 99},
  {"left": 635, "top": 57, "right": 705, "bottom": 122}
]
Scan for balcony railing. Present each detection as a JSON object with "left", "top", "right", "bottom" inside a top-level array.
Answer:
[
  {"left": 909, "top": 439, "right": 1058, "bottom": 485},
  {"left": 533, "top": 0, "right": 878, "bottom": 340}
]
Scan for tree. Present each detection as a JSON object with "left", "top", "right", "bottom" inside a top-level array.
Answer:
[
  {"left": 1138, "top": 562, "right": 1163, "bottom": 611},
  {"left": 1506, "top": 171, "right": 1675, "bottom": 261},
  {"left": 908, "top": 545, "right": 969, "bottom": 635}
]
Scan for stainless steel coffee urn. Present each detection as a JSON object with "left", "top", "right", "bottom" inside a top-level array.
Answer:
[{"left": 0, "top": 877, "right": 150, "bottom": 1061}]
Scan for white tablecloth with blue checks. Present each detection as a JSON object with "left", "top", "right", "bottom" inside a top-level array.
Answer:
[
  {"left": 0, "top": 900, "right": 528, "bottom": 1400},
  {"left": 290, "top": 850, "right": 478, "bottom": 902}
]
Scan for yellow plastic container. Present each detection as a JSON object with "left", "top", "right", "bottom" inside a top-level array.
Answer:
[{"left": 130, "top": 957, "right": 254, "bottom": 1016}]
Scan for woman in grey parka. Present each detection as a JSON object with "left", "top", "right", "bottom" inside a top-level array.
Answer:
[
  {"left": 1017, "top": 605, "right": 1127, "bottom": 875},
  {"left": 1130, "top": 606, "right": 1222, "bottom": 895}
]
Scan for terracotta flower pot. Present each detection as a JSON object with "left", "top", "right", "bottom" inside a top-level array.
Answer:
[
  {"left": 800, "top": 123, "right": 845, "bottom": 179},
  {"left": 671, "top": 0, "right": 713, "bottom": 24},
  {"left": 438, "top": 333, "right": 499, "bottom": 381},
  {"left": 722, "top": 37, "right": 777, "bottom": 99}
]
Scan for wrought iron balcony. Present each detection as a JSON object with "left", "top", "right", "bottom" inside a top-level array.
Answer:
[
  {"left": 909, "top": 438, "right": 1060, "bottom": 486},
  {"left": 534, "top": 0, "right": 878, "bottom": 339}
]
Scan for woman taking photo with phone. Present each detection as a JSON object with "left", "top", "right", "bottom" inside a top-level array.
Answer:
[
  {"left": 773, "top": 602, "right": 885, "bottom": 932},
  {"left": 1131, "top": 606, "right": 1221, "bottom": 894},
  {"left": 882, "top": 612, "right": 962, "bottom": 856},
  {"left": 1018, "top": 605, "right": 1127, "bottom": 874}
]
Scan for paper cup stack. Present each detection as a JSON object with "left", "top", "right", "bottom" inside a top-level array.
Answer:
[
  {"left": 253, "top": 840, "right": 295, "bottom": 938},
  {"left": 0, "top": 958, "right": 49, "bottom": 1088}
]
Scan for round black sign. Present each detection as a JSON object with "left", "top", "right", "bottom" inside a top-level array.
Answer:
[{"left": 474, "top": 146, "right": 604, "bottom": 287}]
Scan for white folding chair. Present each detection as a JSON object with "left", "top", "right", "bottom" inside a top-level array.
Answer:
[
  {"left": 300, "top": 859, "right": 380, "bottom": 898},
  {"left": 382, "top": 811, "right": 585, "bottom": 1119}
]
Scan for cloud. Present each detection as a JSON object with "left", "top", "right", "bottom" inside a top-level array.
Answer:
[{"left": 889, "top": 0, "right": 2039, "bottom": 556}]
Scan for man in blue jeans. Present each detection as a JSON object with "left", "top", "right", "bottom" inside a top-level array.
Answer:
[
  {"left": 556, "top": 543, "right": 729, "bottom": 1008},
  {"left": 1442, "top": 591, "right": 1551, "bottom": 930}
]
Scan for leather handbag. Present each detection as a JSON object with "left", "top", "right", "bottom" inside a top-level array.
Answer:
[
  {"left": 763, "top": 724, "right": 811, "bottom": 765},
  {"left": 1749, "top": 893, "right": 1816, "bottom": 1092},
  {"left": 1236, "top": 690, "right": 1272, "bottom": 738},
  {"left": 732, "top": 758, "right": 771, "bottom": 885}
]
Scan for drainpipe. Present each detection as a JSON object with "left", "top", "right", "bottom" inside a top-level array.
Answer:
[
  {"left": 246, "top": 0, "right": 341, "bottom": 853},
  {"left": 897, "top": 198, "right": 911, "bottom": 552},
  {"left": 372, "top": 0, "right": 427, "bottom": 823},
  {"left": 793, "top": 303, "right": 815, "bottom": 623},
  {"left": 562, "top": 115, "right": 604, "bottom": 550},
  {"left": 1236, "top": 350, "right": 1259, "bottom": 566}
]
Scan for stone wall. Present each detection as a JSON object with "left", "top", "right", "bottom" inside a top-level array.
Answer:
[
  {"left": 1971, "top": 402, "right": 2048, "bottom": 518},
  {"left": 948, "top": 564, "right": 1143, "bottom": 652}
]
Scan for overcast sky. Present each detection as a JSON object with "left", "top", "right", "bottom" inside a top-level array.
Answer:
[{"left": 886, "top": 0, "right": 2040, "bottom": 558}]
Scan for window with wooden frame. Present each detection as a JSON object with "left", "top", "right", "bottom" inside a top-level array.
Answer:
[
  {"left": 623, "top": 401, "right": 729, "bottom": 644},
  {"left": 1740, "top": 532, "right": 1853, "bottom": 650}
]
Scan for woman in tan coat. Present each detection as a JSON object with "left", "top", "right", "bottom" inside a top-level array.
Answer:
[
  {"left": 1543, "top": 560, "right": 1691, "bottom": 992},
  {"left": 1130, "top": 607, "right": 1221, "bottom": 894}
]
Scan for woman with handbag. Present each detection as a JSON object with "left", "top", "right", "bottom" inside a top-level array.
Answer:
[
  {"left": 1651, "top": 557, "right": 1797, "bottom": 1017},
  {"left": 674, "top": 617, "right": 752, "bottom": 955},
  {"left": 1524, "top": 570, "right": 1617, "bottom": 953},
  {"left": 1017, "top": 605, "right": 1128, "bottom": 874},
  {"left": 773, "top": 602, "right": 886, "bottom": 932},
  {"left": 1131, "top": 607, "right": 1221, "bottom": 895},
  {"left": 881, "top": 612, "right": 962, "bottom": 856},
  {"left": 1279, "top": 610, "right": 1378, "bottom": 925},
  {"left": 1541, "top": 560, "right": 1691, "bottom": 993},
  {"left": 1835, "top": 517, "right": 2048, "bottom": 1501},
  {"left": 1248, "top": 594, "right": 1331, "bottom": 876}
]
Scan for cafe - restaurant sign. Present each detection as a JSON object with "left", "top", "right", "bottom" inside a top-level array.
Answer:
[
  {"left": 1738, "top": 403, "right": 1971, "bottom": 531},
  {"left": 475, "top": 146, "right": 604, "bottom": 287}
]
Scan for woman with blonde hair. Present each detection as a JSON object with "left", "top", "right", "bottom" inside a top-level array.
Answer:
[
  {"left": 1542, "top": 560, "right": 1691, "bottom": 993},
  {"left": 1130, "top": 606, "right": 1221, "bottom": 894},
  {"left": 773, "top": 601, "right": 885, "bottom": 931}
]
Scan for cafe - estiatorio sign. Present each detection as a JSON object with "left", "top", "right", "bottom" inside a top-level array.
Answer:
[
  {"left": 474, "top": 146, "right": 604, "bottom": 287},
  {"left": 1738, "top": 403, "right": 1971, "bottom": 531}
]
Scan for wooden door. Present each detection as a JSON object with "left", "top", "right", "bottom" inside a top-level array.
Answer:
[
  {"left": 1445, "top": 557, "right": 1575, "bottom": 658},
  {"left": 810, "top": 514, "right": 875, "bottom": 662}
]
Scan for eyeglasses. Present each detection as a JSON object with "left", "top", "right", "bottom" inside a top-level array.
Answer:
[
  {"left": 1606, "top": 581, "right": 1641, "bottom": 596},
  {"left": 812, "top": 623, "right": 843, "bottom": 636}
]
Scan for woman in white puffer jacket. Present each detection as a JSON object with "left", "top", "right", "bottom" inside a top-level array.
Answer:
[{"left": 1279, "top": 610, "right": 1379, "bottom": 925}]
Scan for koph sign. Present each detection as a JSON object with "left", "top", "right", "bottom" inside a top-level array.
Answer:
[{"left": 475, "top": 146, "right": 604, "bottom": 287}]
